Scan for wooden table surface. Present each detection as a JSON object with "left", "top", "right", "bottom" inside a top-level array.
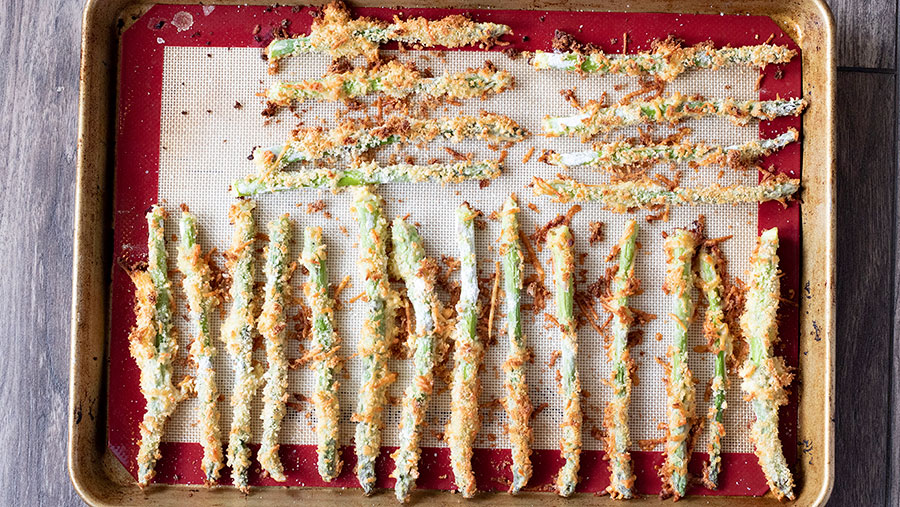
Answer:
[{"left": 0, "top": 0, "right": 894, "bottom": 504}]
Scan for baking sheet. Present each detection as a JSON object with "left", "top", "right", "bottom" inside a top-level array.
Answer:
[{"left": 108, "top": 3, "right": 801, "bottom": 496}]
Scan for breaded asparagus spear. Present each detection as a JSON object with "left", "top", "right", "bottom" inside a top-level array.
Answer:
[
  {"left": 543, "top": 94, "right": 807, "bottom": 140},
  {"left": 697, "top": 245, "right": 734, "bottom": 490},
  {"left": 546, "top": 129, "right": 798, "bottom": 169},
  {"left": 660, "top": 227, "right": 700, "bottom": 500},
  {"left": 531, "top": 174, "right": 800, "bottom": 212},
  {"left": 604, "top": 220, "right": 639, "bottom": 499},
  {"left": 391, "top": 217, "right": 441, "bottom": 503},
  {"left": 739, "top": 228, "right": 795, "bottom": 501},
  {"left": 531, "top": 40, "right": 795, "bottom": 81},
  {"left": 222, "top": 199, "right": 262, "bottom": 494},
  {"left": 131, "top": 205, "right": 190, "bottom": 487},
  {"left": 352, "top": 187, "right": 399, "bottom": 494},
  {"left": 499, "top": 195, "right": 533, "bottom": 494},
  {"left": 257, "top": 215, "right": 294, "bottom": 481},
  {"left": 176, "top": 207, "right": 224, "bottom": 485},
  {"left": 256, "top": 113, "right": 526, "bottom": 170},
  {"left": 265, "top": 60, "right": 512, "bottom": 107},
  {"left": 301, "top": 226, "right": 344, "bottom": 482},
  {"left": 446, "top": 203, "right": 483, "bottom": 498},
  {"left": 547, "top": 224, "right": 582, "bottom": 497},
  {"left": 232, "top": 159, "right": 502, "bottom": 197},
  {"left": 267, "top": 0, "right": 510, "bottom": 64}
]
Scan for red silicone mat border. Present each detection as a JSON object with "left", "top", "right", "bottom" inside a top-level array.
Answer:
[{"left": 109, "top": 3, "right": 801, "bottom": 496}]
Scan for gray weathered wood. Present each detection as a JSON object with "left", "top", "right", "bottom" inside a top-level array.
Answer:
[
  {"left": 828, "top": 0, "right": 897, "bottom": 69},
  {"left": 0, "top": 0, "right": 86, "bottom": 505},
  {"left": 830, "top": 71, "right": 895, "bottom": 506}
]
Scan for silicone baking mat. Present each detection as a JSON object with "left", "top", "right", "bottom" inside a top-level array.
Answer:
[{"left": 109, "top": 3, "right": 801, "bottom": 496}]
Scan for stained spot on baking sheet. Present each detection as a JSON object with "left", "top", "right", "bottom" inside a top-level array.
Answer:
[{"left": 172, "top": 11, "right": 194, "bottom": 33}]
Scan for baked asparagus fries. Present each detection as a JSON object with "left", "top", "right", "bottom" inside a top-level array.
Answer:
[
  {"left": 543, "top": 94, "right": 807, "bottom": 140},
  {"left": 547, "top": 224, "right": 582, "bottom": 497},
  {"left": 739, "top": 228, "right": 795, "bottom": 501},
  {"left": 531, "top": 39, "right": 795, "bottom": 81},
  {"left": 660, "top": 227, "right": 700, "bottom": 500},
  {"left": 257, "top": 215, "right": 294, "bottom": 482},
  {"left": 266, "top": 0, "right": 510, "bottom": 65},
  {"left": 301, "top": 226, "right": 344, "bottom": 482},
  {"left": 256, "top": 113, "right": 526, "bottom": 171},
  {"left": 499, "top": 195, "right": 534, "bottom": 494},
  {"left": 531, "top": 174, "right": 800, "bottom": 212},
  {"left": 222, "top": 199, "right": 262, "bottom": 493},
  {"left": 697, "top": 244, "right": 734, "bottom": 490},
  {"left": 603, "top": 220, "right": 639, "bottom": 499},
  {"left": 391, "top": 217, "right": 442, "bottom": 503},
  {"left": 232, "top": 159, "right": 502, "bottom": 197},
  {"left": 352, "top": 188, "right": 399, "bottom": 494},
  {"left": 176, "top": 207, "right": 224, "bottom": 485},
  {"left": 130, "top": 205, "right": 191, "bottom": 487},
  {"left": 546, "top": 128, "right": 798, "bottom": 170},
  {"left": 265, "top": 60, "right": 512, "bottom": 107},
  {"left": 446, "top": 203, "right": 483, "bottom": 498}
]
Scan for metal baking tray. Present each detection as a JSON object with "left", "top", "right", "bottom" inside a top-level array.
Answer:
[{"left": 70, "top": 0, "right": 835, "bottom": 504}]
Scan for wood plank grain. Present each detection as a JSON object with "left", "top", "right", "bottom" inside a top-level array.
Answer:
[
  {"left": 827, "top": 0, "right": 897, "bottom": 69},
  {"left": 830, "top": 71, "right": 895, "bottom": 506},
  {"left": 0, "top": 0, "right": 86, "bottom": 505}
]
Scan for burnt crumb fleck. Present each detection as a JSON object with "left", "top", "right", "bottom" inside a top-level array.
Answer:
[
  {"left": 206, "top": 109, "right": 213, "bottom": 113},
  {"left": 522, "top": 35, "right": 530, "bottom": 42},
  {"left": 153, "top": 20, "right": 166, "bottom": 30},
  {"left": 502, "top": 47, "right": 522, "bottom": 59},
  {"left": 261, "top": 101, "right": 278, "bottom": 117},
  {"left": 327, "top": 56, "right": 353, "bottom": 74},
  {"left": 206, "top": 53, "right": 212, "bottom": 58},
  {"left": 273, "top": 18, "right": 292, "bottom": 39},
  {"left": 552, "top": 30, "right": 599, "bottom": 54},
  {"left": 248, "top": 146, "right": 260, "bottom": 161},
  {"left": 539, "top": 15, "right": 546, "bottom": 22},
  {"left": 180, "top": 110, "right": 189, "bottom": 115},
  {"left": 234, "top": 101, "right": 243, "bottom": 109}
]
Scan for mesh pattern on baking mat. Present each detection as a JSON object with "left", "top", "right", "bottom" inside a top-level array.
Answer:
[{"left": 156, "top": 45, "right": 761, "bottom": 456}]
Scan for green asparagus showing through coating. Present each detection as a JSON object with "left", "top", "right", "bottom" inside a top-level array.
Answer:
[
  {"left": 352, "top": 187, "right": 399, "bottom": 495},
  {"left": 531, "top": 174, "right": 800, "bottom": 212},
  {"left": 660, "top": 227, "right": 700, "bottom": 500},
  {"left": 257, "top": 215, "right": 294, "bottom": 482},
  {"left": 265, "top": 60, "right": 512, "bottom": 107},
  {"left": 739, "top": 228, "right": 795, "bottom": 501},
  {"left": 499, "top": 195, "right": 534, "bottom": 494},
  {"left": 256, "top": 113, "right": 526, "bottom": 171},
  {"left": 131, "top": 205, "right": 190, "bottom": 488},
  {"left": 547, "top": 224, "right": 582, "bottom": 497},
  {"left": 696, "top": 244, "right": 735, "bottom": 490},
  {"left": 391, "top": 217, "right": 442, "bottom": 503},
  {"left": 546, "top": 129, "right": 799, "bottom": 169},
  {"left": 603, "top": 220, "right": 639, "bottom": 499},
  {"left": 543, "top": 93, "right": 807, "bottom": 140},
  {"left": 232, "top": 160, "right": 502, "bottom": 197},
  {"left": 176, "top": 207, "right": 224, "bottom": 485},
  {"left": 222, "top": 199, "right": 262, "bottom": 494},
  {"left": 446, "top": 203, "right": 483, "bottom": 498},
  {"left": 531, "top": 38, "right": 795, "bottom": 81},
  {"left": 266, "top": 0, "right": 510, "bottom": 64},
  {"left": 301, "top": 226, "right": 344, "bottom": 482}
]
